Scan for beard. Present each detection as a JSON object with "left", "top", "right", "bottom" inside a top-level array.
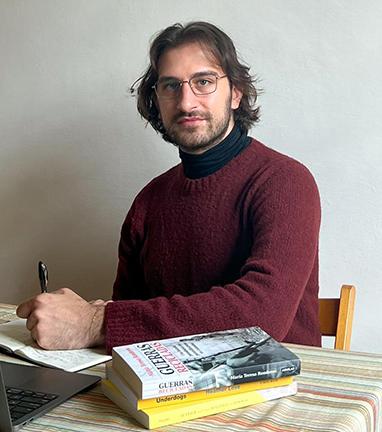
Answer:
[{"left": 163, "top": 95, "right": 234, "bottom": 153}]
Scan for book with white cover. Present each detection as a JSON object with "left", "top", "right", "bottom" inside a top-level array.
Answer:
[{"left": 112, "top": 326, "right": 300, "bottom": 399}]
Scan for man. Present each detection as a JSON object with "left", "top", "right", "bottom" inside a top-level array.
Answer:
[{"left": 17, "top": 22, "right": 321, "bottom": 353}]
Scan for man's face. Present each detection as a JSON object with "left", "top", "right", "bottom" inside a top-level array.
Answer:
[{"left": 156, "top": 42, "right": 242, "bottom": 154}]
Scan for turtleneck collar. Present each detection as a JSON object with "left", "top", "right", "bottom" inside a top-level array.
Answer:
[{"left": 179, "top": 124, "right": 251, "bottom": 179}]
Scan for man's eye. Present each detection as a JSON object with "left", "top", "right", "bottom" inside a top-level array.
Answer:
[
  {"left": 196, "top": 78, "right": 213, "bottom": 86},
  {"left": 163, "top": 81, "right": 180, "bottom": 92}
]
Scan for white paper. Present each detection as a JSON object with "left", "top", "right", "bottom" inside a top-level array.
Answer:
[{"left": 0, "top": 319, "right": 111, "bottom": 371}]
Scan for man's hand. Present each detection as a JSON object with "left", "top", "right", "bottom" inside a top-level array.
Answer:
[{"left": 16, "top": 288, "right": 106, "bottom": 350}]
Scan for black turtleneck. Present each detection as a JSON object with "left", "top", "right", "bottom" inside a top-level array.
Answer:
[{"left": 179, "top": 124, "right": 251, "bottom": 179}]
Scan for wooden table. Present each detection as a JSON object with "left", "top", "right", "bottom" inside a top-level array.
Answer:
[{"left": 1, "top": 304, "right": 381, "bottom": 431}]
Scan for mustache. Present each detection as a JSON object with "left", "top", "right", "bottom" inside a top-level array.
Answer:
[{"left": 174, "top": 111, "right": 211, "bottom": 122}]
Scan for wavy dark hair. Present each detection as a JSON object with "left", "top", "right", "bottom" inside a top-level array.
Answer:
[{"left": 131, "top": 21, "right": 260, "bottom": 142}]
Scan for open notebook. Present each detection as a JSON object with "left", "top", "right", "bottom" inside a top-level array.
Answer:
[{"left": 0, "top": 319, "right": 111, "bottom": 371}]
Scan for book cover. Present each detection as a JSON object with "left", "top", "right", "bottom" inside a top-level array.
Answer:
[
  {"left": 102, "top": 378, "right": 298, "bottom": 429},
  {"left": 112, "top": 326, "right": 300, "bottom": 399},
  {"left": 106, "top": 362, "right": 293, "bottom": 410}
]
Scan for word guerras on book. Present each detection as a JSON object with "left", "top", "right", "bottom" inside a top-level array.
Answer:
[
  {"left": 105, "top": 362, "right": 293, "bottom": 410},
  {"left": 0, "top": 319, "right": 111, "bottom": 372},
  {"left": 112, "top": 326, "right": 300, "bottom": 399},
  {"left": 102, "top": 378, "right": 297, "bottom": 429}
]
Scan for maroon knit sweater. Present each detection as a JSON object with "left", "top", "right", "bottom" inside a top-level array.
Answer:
[{"left": 105, "top": 138, "right": 321, "bottom": 353}]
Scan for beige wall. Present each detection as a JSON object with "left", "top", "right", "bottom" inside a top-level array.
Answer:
[{"left": 1, "top": 0, "right": 381, "bottom": 352}]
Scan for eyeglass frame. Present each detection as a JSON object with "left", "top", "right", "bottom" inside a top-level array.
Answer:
[{"left": 152, "top": 73, "right": 228, "bottom": 100}]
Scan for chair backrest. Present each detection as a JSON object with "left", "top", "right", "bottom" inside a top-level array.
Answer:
[{"left": 319, "top": 284, "right": 356, "bottom": 350}]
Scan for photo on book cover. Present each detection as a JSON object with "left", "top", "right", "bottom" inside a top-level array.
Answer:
[{"left": 159, "top": 327, "right": 299, "bottom": 390}]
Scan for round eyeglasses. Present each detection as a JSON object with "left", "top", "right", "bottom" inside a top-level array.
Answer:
[{"left": 153, "top": 74, "right": 228, "bottom": 100}]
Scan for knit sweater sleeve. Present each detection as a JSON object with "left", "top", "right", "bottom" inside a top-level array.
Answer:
[{"left": 105, "top": 161, "right": 321, "bottom": 353}]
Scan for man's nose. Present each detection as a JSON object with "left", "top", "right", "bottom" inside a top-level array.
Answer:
[{"left": 176, "top": 82, "right": 199, "bottom": 112}]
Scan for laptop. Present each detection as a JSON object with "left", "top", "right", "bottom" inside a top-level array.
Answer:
[{"left": 0, "top": 361, "right": 100, "bottom": 431}]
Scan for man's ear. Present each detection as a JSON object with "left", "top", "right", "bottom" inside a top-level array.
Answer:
[{"left": 231, "top": 85, "right": 243, "bottom": 110}]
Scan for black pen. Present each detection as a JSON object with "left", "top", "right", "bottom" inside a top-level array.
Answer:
[{"left": 38, "top": 261, "right": 48, "bottom": 293}]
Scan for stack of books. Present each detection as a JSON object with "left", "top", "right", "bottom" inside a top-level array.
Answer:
[{"left": 102, "top": 326, "right": 300, "bottom": 429}]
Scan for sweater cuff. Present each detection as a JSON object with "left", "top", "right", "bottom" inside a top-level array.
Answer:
[{"left": 104, "top": 299, "right": 155, "bottom": 354}]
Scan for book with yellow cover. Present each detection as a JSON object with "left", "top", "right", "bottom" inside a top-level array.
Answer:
[
  {"left": 102, "top": 378, "right": 298, "bottom": 429},
  {"left": 106, "top": 362, "right": 293, "bottom": 410}
]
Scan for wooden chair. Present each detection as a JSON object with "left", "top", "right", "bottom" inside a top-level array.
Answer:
[{"left": 319, "top": 284, "right": 356, "bottom": 351}]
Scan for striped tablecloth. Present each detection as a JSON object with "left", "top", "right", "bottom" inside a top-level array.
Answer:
[{"left": 1, "top": 304, "right": 381, "bottom": 432}]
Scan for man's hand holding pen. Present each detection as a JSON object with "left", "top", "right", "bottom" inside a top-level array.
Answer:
[
  {"left": 16, "top": 261, "right": 112, "bottom": 350},
  {"left": 16, "top": 287, "right": 107, "bottom": 350}
]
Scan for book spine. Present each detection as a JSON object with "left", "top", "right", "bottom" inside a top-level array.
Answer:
[
  {"left": 107, "top": 363, "right": 292, "bottom": 409},
  {"left": 230, "top": 358, "right": 301, "bottom": 384},
  {"left": 103, "top": 379, "right": 298, "bottom": 429},
  {"left": 147, "top": 382, "right": 298, "bottom": 429},
  {"left": 139, "top": 376, "right": 293, "bottom": 410}
]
